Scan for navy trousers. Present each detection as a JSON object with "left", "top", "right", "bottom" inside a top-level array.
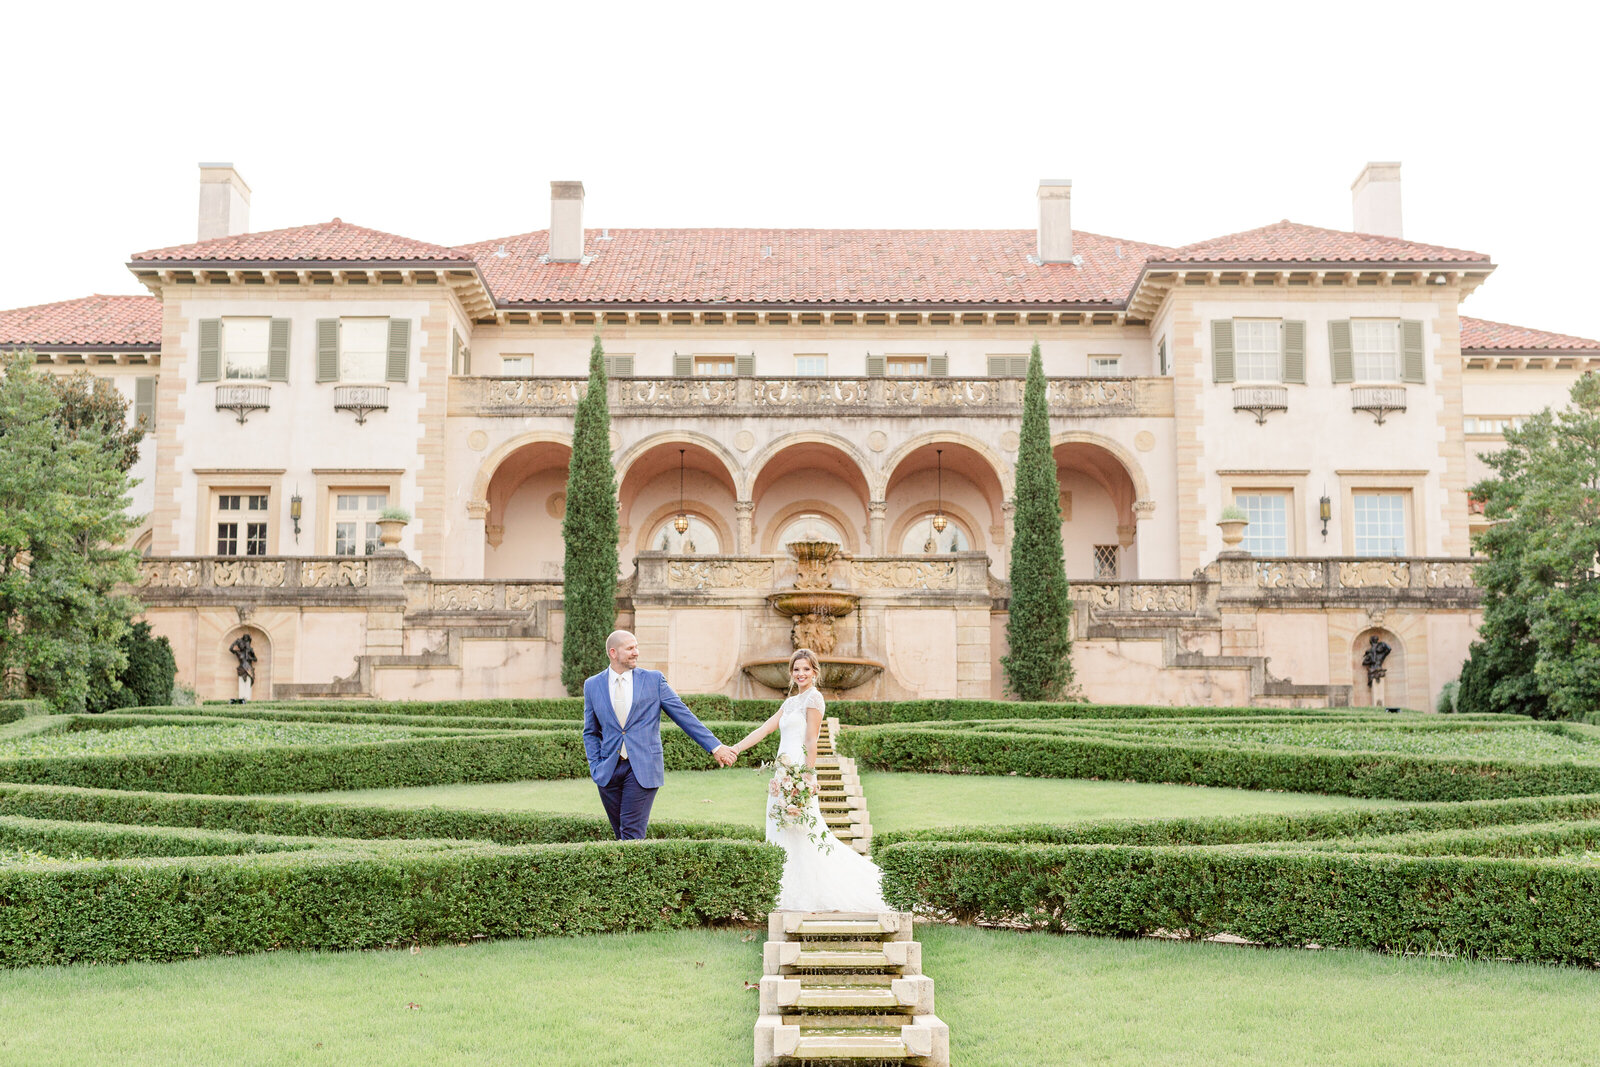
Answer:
[{"left": 596, "top": 758, "right": 658, "bottom": 840}]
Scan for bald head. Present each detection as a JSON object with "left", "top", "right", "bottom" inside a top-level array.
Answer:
[{"left": 606, "top": 630, "right": 640, "bottom": 672}]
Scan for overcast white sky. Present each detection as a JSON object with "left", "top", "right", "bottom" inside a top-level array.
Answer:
[{"left": 3, "top": 0, "right": 1596, "bottom": 340}]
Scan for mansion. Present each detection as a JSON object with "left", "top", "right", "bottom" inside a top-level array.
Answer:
[{"left": 3, "top": 163, "right": 1597, "bottom": 708}]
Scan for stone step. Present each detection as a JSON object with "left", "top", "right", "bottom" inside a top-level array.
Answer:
[
  {"left": 785, "top": 1014, "right": 915, "bottom": 1028},
  {"left": 760, "top": 975, "right": 936, "bottom": 1015},
  {"left": 754, "top": 1017, "right": 950, "bottom": 1063},
  {"left": 766, "top": 940, "right": 921, "bottom": 974},
  {"left": 772, "top": 912, "right": 911, "bottom": 940}
]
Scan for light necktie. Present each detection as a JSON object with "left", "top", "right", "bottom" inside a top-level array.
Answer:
[{"left": 614, "top": 673, "right": 628, "bottom": 759}]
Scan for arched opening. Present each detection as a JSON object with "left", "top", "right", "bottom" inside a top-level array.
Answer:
[
  {"left": 752, "top": 439, "right": 872, "bottom": 554},
  {"left": 220, "top": 625, "right": 272, "bottom": 701},
  {"left": 1054, "top": 440, "right": 1140, "bottom": 579},
  {"left": 1353, "top": 628, "right": 1408, "bottom": 709},
  {"left": 483, "top": 439, "right": 573, "bottom": 579},
  {"left": 618, "top": 440, "right": 739, "bottom": 563},
  {"left": 884, "top": 438, "right": 1006, "bottom": 566}
]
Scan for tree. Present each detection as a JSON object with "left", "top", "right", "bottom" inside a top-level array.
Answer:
[
  {"left": 87, "top": 621, "right": 178, "bottom": 713},
  {"left": 559, "top": 334, "right": 620, "bottom": 694},
  {"left": 1002, "top": 341, "right": 1074, "bottom": 700},
  {"left": 48, "top": 370, "right": 148, "bottom": 472},
  {"left": 0, "top": 352, "right": 140, "bottom": 712},
  {"left": 1459, "top": 373, "right": 1600, "bottom": 719}
]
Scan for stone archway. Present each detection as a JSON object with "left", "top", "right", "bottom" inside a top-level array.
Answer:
[
  {"left": 883, "top": 436, "right": 1008, "bottom": 565},
  {"left": 750, "top": 437, "right": 874, "bottom": 556},
  {"left": 1053, "top": 438, "right": 1144, "bottom": 580},
  {"left": 480, "top": 438, "right": 573, "bottom": 579},
  {"left": 618, "top": 439, "right": 740, "bottom": 560},
  {"left": 220, "top": 625, "right": 272, "bottom": 702},
  {"left": 1353, "top": 627, "right": 1408, "bottom": 709}
]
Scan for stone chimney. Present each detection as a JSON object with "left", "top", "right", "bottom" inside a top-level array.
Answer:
[
  {"left": 1037, "top": 179, "right": 1073, "bottom": 263},
  {"left": 1351, "top": 162, "right": 1402, "bottom": 238},
  {"left": 197, "top": 163, "right": 251, "bottom": 242},
  {"left": 549, "top": 181, "right": 585, "bottom": 262}
]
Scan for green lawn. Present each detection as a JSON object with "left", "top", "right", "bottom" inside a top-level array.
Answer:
[
  {"left": 0, "top": 926, "right": 1594, "bottom": 1066},
  {"left": 275, "top": 768, "right": 1398, "bottom": 834}
]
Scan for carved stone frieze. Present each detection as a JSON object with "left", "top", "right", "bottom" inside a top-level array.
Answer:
[
  {"left": 1424, "top": 561, "right": 1477, "bottom": 589},
  {"left": 1072, "top": 584, "right": 1120, "bottom": 609},
  {"left": 849, "top": 560, "right": 958, "bottom": 590},
  {"left": 753, "top": 379, "right": 871, "bottom": 406},
  {"left": 666, "top": 558, "right": 775, "bottom": 591},
  {"left": 210, "top": 560, "right": 288, "bottom": 588},
  {"left": 1048, "top": 378, "right": 1135, "bottom": 408},
  {"left": 432, "top": 584, "right": 497, "bottom": 610},
  {"left": 484, "top": 378, "right": 584, "bottom": 406},
  {"left": 883, "top": 378, "right": 1000, "bottom": 407},
  {"left": 1124, "top": 584, "right": 1196, "bottom": 612},
  {"left": 619, "top": 378, "right": 737, "bottom": 407},
  {"left": 1338, "top": 560, "right": 1410, "bottom": 589},
  {"left": 137, "top": 560, "right": 202, "bottom": 588},
  {"left": 505, "top": 584, "right": 560, "bottom": 610},
  {"left": 301, "top": 560, "right": 369, "bottom": 588},
  {"left": 1254, "top": 560, "right": 1326, "bottom": 589}
]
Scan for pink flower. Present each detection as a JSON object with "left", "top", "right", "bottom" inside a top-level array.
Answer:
[
  {"left": 785, "top": 805, "right": 801, "bottom": 817},
  {"left": 767, "top": 780, "right": 781, "bottom": 797}
]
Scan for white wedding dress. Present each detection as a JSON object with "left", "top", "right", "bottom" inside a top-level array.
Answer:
[{"left": 766, "top": 688, "right": 889, "bottom": 912}]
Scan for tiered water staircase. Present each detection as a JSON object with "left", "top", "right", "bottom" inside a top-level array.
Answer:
[
  {"left": 753, "top": 719, "right": 947, "bottom": 1065},
  {"left": 815, "top": 716, "right": 871, "bottom": 855}
]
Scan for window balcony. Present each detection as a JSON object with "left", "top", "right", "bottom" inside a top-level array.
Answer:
[
  {"left": 214, "top": 384, "right": 270, "bottom": 424},
  {"left": 334, "top": 384, "right": 390, "bottom": 424},
  {"left": 1232, "top": 384, "right": 1288, "bottom": 424},
  {"left": 1351, "top": 385, "right": 1407, "bottom": 424}
]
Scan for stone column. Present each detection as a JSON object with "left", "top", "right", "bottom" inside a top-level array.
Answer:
[
  {"left": 868, "top": 501, "right": 887, "bottom": 555},
  {"left": 735, "top": 500, "right": 754, "bottom": 555}
]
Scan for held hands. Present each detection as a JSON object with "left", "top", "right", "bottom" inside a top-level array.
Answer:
[{"left": 713, "top": 745, "right": 738, "bottom": 768}]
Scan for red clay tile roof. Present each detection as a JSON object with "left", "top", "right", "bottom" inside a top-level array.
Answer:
[
  {"left": 1153, "top": 220, "right": 1491, "bottom": 266},
  {"left": 1460, "top": 316, "right": 1600, "bottom": 352},
  {"left": 458, "top": 228, "right": 1176, "bottom": 306},
  {"left": 0, "top": 294, "right": 161, "bottom": 349},
  {"left": 130, "top": 219, "right": 471, "bottom": 265}
]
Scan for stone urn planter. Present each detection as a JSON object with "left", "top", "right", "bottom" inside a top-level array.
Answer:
[
  {"left": 376, "top": 508, "right": 411, "bottom": 548},
  {"left": 1216, "top": 509, "right": 1249, "bottom": 553}
]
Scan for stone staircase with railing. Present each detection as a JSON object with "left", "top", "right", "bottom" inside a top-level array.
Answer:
[{"left": 753, "top": 717, "right": 947, "bottom": 1065}]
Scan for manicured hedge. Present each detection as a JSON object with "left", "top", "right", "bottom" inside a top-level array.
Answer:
[
  {"left": 184, "top": 693, "right": 752, "bottom": 721},
  {"left": 0, "top": 814, "right": 330, "bottom": 860},
  {"left": 0, "top": 838, "right": 784, "bottom": 966},
  {"left": 1290, "top": 819, "right": 1600, "bottom": 859},
  {"left": 870, "top": 793, "right": 1600, "bottom": 850},
  {"left": 0, "top": 783, "right": 761, "bottom": 844},
  {"left": 118, "top": 705, "right": 579, "bottom": 730},
  {"left": 839, "top": 725, "right": 1600, "bottom": 801},
  {"left": 0, "top": 700, "right": 49, "bottom": 725},
  {"left": 0, "top": 723, "right": 778, "bottom": 796},
  {"left": 875, "top": 839, "right": 1600, "bottom": 964},
  {"left": 824, "top": 699, "right": 1363, "bottom": 725}
]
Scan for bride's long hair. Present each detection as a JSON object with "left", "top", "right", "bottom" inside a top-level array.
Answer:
[{"left": 787, "top": 648, "right": 821, "bottom": 698}]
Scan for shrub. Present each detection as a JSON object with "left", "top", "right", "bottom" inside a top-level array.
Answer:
[
  {"left": 0, "top": 700, "right": 49, "bottom": 725},
  {"left": 1436, "top": 680, "right": 1461, "bottom": 714},
  {"left": 0, "top": 814, "right": 328, "bottom": 860}
]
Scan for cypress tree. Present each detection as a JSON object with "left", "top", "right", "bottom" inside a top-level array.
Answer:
[
  {"left": 559, "top": 335, "right": 620, "bottom": 695},
  {"left": 1002, "top": 341, "right": 1074, "bottom": 700}
]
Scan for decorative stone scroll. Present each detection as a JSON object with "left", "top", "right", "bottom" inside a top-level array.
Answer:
[
  {"left": 1124, "top": 584, "right": 1196, "bottom": 612},
  {"left": 665, "top": 559, "right": 775, "bottom": 591},
  {"left": 300, "top": 560, "right": 369, "bottom": 588},
  {"left": 849, "top": 560, "right": 958, "bottom": 590},
  {"left": 210, "top": 560, "right": 288, "bottom": 588},
  {"left": 1072, "top": 584, "right": 1120, "bottom": 610},
  {"left": 753, "top": 379, "right": 872, "bottom": 406},
  {"left": 1424, "top": 561, "right": 1477, "bottom": 589},
  {"left": 1337, "top": 560, "right": 1410, "bottom": 589},
  {"left": 1048, "top": 378, "right": 1136, "bottom": 409},
  {"left": 137, "top": 560, "right": 202, "bottom": 588},
  {"left": 506, "top": 583, "right": 561, "bottom": 610},
  {"left": 1254, "top": 560, "right": 1326, "bottom": 589},
  {"left": 484, "top": 379, "right": 585, "bottom": 407},
  {"left": 618, "top": 378, "right": 738, "bottom": 408},
  {"left": 883, "top": 379, "right": 1001, "bottom": 408},
  {"left": 431, "top": 584, "right": 497, "bottom": 610}
]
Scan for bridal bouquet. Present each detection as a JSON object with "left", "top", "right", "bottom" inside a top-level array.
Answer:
[{"left": 767, "top": 749, "right": 832, "bottom": 853}]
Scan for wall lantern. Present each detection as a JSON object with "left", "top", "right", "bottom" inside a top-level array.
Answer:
[
  {"left": 932, "top": 449, "right": 949, "bottom": 534},
  {"left": 673, "top": 449, "right": 690, "bottom": 535},
  {"left": 1319, "top": 494, "right": 1332, "bottom": 540},
  {"left": 290, "top": 491, "right": 303, "bottom": 543}
]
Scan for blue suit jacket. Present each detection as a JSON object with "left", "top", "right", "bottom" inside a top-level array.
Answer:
[{"left": 582, "top": 668, "right": 723, "bottom": 789}]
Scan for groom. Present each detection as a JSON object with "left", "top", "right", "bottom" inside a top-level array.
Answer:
[{"left": 582, "top": 629, "right": 737, "bottom": 840}]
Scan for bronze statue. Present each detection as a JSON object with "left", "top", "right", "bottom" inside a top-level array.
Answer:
[
  {"left": 1361, "top": 635, "right": 1391, "bottom": 685},
  {"left": 229, "top": 633, "right": 257, "bottom": 703}
]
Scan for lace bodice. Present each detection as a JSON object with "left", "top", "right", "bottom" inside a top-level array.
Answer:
[{"left": 777, "top": 688, "right": 825, "bottom": 762}]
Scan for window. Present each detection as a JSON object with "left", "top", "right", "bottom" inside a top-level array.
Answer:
[
  {"left": 1234, "top": 320, "right": 1281, "bottom": 382},
  {"left": 1351, "top": 320, "right": 1401, "bottom": 381},
  {"left": 986, "top": 355, "right": 1029, "bottom": 377},
  {"left": 1353, "top": 493, "right": 1406, "bottom": 556},
  {"left": 215, "top": 493, "right": 268, "bottom": 556},
  {"left": 694, "top": 355, "right": 735, "bottom": 376},
  {"left": 1235, "top": 493, "right": 1289, "bottom": 557},
  {"left": 795, "top": 355, "right": 827, "bottom": 377},
  {"left": 333, "top": 492, "right": 388, "bottom": 556},
  {"left": 899, "top": 516, "right": 970, "bottom": 554},
  {"left": 1463, "top": 416, "right": 1523, "bottom": 435},
  {"left": 886, "top": 355, "right": 927, "bottom": 377},
  {"left": 500, "top": 356, "right": 532, "bottom": 375},
  {"left": 651, "top": 515, "right": 721, "bottom": 554},
  {"left": 340, "top": 319, "right": 389, "bottom": 383},
  {"left": 223, "top": 318, "right": 269, "bottom": 380},
  {"left": 775, "top": 514, "right": 846, "bottom": 547},
  {"left": 1090, "top": 356, "right": 1122, "bottom": 376},
  {"left": 1158, "top": 338, "right": 1169, "bottom": 376},
  {"left": 1093, "top": 545, "right": 1120, "bottom": 579}
]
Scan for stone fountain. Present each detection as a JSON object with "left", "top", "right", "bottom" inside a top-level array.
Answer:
[{"left": 742, "top": 539, "right": 885, "bottom": 693}]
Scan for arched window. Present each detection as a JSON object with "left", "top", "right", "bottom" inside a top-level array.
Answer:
[
  {"left": 651, "top": 515, "right": 721, "bottom": 554},
  {"left": 776, "top": 513, "right": 846, "bottom": 547},
  {"left": 899, "top": 514, "right": 970, "bottom": 554}
]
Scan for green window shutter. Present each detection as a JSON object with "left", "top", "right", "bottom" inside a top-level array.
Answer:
[
  {"left": 316, "top": 319, "right": 339, "bottom": 382},
  {"left": 134, "top": 376, "right": 156, "bottom": 428},
  {"left": 1013, "top": 355, "right": 1030, "bottom": 376},
  {"left": 198, "top": 319, "right": 221, "bottom": 383},
  {"left": 386, "top": 319, "right": 411, "bottom": 383},
  {"left": 673, "top": 353, "right": 692, "bottom": 376},
  {"left": 1158, "top": 338, "right": 1168, "bottom": 376},
  {"left": 267, "top": 318, "right": 290, "bottom": 383},
  {"left": 451, "top": 330, "right": 462, "bottom": 375},
  {"left": 866, "top": 353, "right": 885, "bottom": 377},
  {"left": 1281, "top": 320, "right": 1306, "bottom": 384},
  {"left": 735, "top": 352, "right": 755, "bottom": 376},
  {"left": 985, "top": 356, "right": 1005, "bottom": 377},
  {"left": 929, "top": 353, "right": 949, "bottom": 376},
  {"left": 607, "top": 355, "right": 634, "bottom": 377},
  {"left": 462, "top": 345, "right": 471, "bottom": 376},
  {"left": 1400, "top": 320, "right": 1425, "bottom": 383},
  {"left": 1328, "top": 320, "right": 1354, "bottom": 384},
  {"left": 1210, "top": 320, "right": 1234, "bottom": 383}
]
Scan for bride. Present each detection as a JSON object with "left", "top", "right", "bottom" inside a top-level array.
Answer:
[{"left": 728, "top": 648, "right": 888, "bottom": 912}]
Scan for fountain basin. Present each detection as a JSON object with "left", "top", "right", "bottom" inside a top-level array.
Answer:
[
  {"left": 743, "top": 657, "right": 884, "bottom": 693},
  {"left": 768, "top": 590, "right": 858, "bottom": 618}
]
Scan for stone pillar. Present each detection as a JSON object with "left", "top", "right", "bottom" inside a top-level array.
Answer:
[
  {"left": 868, "top": 501, "right": 887, "bottom": 555},
  {"left": 955, "top": 607, "right": 992, "bottom": 698},
  {"left": 735, "top": 501, "right": 755, "bottom": 555}
]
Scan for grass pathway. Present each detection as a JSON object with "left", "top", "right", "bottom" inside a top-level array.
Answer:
[{"left": 0, "top": 928, "right": 1594, "bottom": 1066}]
